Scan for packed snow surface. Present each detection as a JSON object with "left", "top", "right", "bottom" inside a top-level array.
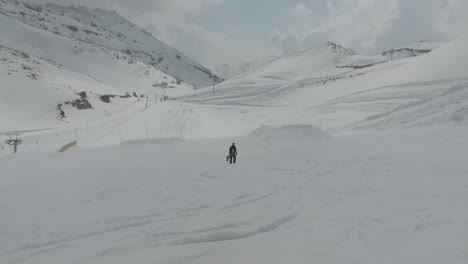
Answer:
[{"left": 1, "top": 126, "right": 468, "bottom": 264}]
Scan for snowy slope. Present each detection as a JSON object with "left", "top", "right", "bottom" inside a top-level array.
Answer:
[
  {"left": 0, "top": 43, "right": 122, "bottom": 130},
  {"left": 228, "top": 41, "right": 356, "bottom": 84},
  {"left": 354, "top": 35, "right": 468, "bottom": 128},
  {"left": 1, "top": 125, "right": 468, "bottom": 264},
  {"left": 0, "top": 0, "right": 222, "bottom": 88},
  {"left": 0, "top": 8, "right": 196, "bottom": 131},
  {"left": 183, "top": 36, "right": 468, "bottom": 132},
  {"left": 0, "top": 12, "right": 191, "bottom": 94},
  {"left": 210, "top": 41, "right": 443, "bottom": 82}
]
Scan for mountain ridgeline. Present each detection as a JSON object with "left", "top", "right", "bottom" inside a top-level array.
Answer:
[{"left": 0, "top": 0, "right": 223, "bottom": 88}]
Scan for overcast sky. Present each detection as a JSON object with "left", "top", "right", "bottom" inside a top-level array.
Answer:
[{"left": 34, "top": 0, "right": 468, "bottom": 65}]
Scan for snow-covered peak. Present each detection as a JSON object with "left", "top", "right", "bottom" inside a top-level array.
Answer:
[
  {"left": 282, "top": 41, "right": 356, "bottom": 62},
  {"left": 216, "top": 41, "right": 356, "bottom": 87},
  {"left": 0, "top": 0, "right": 223, "bottom": 88},
  {"left": 320, "top": 41, "right": 356, "bottom": 55}
]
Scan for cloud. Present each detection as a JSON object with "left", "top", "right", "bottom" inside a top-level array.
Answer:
[
  {"left": 269, "top": 30, "right": 303, "bottom": 55},
  {"left": 435, "top": 0, "right": 468, "bottom": 38},
  {"left": 160, "top": 23, "right": 270, "bottom": 65},
  {"left": 272, "top": 0, "right": 468, "bottom": 56},
  {"left": 289, "top": 3, "right": 313, "bottom": 18},
  {"left": 27, "top": 0, "right": 468, "bottom": 64}
]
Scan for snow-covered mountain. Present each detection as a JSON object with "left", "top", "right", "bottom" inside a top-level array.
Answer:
[
  {"left": 0, "top": 0, "right": 222, "bottom": 88},
  {"left": 213, "top": 41, "right": 356, "bottom": 88},
  {"left": 211, "top": 41, "right": 444, "bottom": 81},
  {"left": 0, "top": 12, "right": 187, "bottom": 130},
  {"left": 190, "top": 36, "right": 468, "bottom": 131},
  {"left": 0, "top": 0, "right": 225, "bottom": 131}
]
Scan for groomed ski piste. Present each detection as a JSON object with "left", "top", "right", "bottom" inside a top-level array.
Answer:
[{"left": 2, "top": 21, "right": 468, "bottom": 264}]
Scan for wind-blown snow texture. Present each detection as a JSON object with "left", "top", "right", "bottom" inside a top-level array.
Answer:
[
  {"left": 2, "top": 126, "right": 468, "bottom": 264},
  {"left": 1, "top": 4, "right": 468, "bottom": 263}
]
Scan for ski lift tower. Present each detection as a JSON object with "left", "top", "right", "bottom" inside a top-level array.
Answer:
[{"left": 5, "top": 134, "right": 22, "bottom": 153}]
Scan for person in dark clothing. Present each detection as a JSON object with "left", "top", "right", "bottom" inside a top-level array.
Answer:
[{"left": 229, "top": 143, "right": 237, "bottom": 164}]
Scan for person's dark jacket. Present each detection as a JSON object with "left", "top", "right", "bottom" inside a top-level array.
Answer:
[{"left": 229, "top": 145, "right": 237, "bottom": 156}]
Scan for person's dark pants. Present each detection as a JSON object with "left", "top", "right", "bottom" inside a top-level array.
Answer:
[{"left": 230, "top": 155, "right": 236, "bottom": 164}]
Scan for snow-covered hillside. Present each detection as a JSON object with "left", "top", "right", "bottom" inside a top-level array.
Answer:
[
  {"left": 0, "top": 0, "right": 222, "bottom": 88},
  {"left": 0, "top": 0, "right": 224, "bottom": 131},
  {"left": 0, "top": 14, "right": 192, "bottom": 131}
]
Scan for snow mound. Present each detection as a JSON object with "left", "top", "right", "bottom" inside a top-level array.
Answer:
[{"left": 249, "top": 125, "right": 331, "bottom": 142}]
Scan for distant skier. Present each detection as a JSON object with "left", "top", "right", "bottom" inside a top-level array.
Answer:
[{"left": 228, "top": 143, "right": 237, "bottom": 164}]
